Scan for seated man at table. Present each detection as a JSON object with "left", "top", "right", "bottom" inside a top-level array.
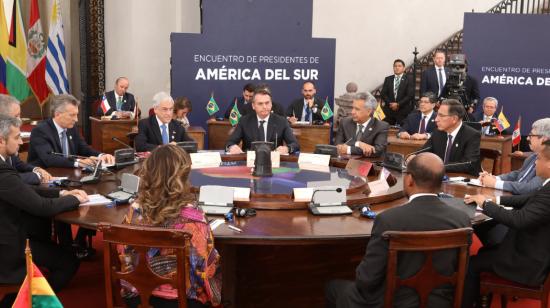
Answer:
[
  {"left": 462, "top": 139, "right": 550, "bottom": 308},
  {"left": 473, "top": 97, "right": 504, "bottom": 136},
  {"left": 96, "top": 77, "right": 136, "bottom": 119},
  {"left": 0, "top": 94, "right": 52, "bottom": 184},
  {"left": 335, "top": 92, "right": 388, "bottom": 157},
  {"left": 135, "top": 91, "right": 194, "bottom": 152},
  {"left": 286, "top": 80, "right": 326, "bottom": 124},
  {"left": 28, "top": 94, "right": 115, "bottom": 168},
  {"left": 478, "top": 118, "right": 548, "bottom": 194},
  {"left": 409, "top": 99, "right": 481, "bottom": 175},
  {"left": 325, "top": 152, "right": 470, "bottom": 308},
  {"left": 226, "top": 86, "right": 300, "bottom": 154},
  {"left": 0, "top": 114, "right": 88, "bottom": 307},
  {"left": 398, "top": 92, "right": 438, "bottom": 140}
]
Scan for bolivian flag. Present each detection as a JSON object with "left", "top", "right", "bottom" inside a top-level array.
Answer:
[{"left": 12, "top": 241, "right": 63, "bottom": 307}]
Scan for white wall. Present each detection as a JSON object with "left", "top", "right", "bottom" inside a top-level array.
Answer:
[{"left": 104, "top": 0, "right": 501, "bottom": 112}]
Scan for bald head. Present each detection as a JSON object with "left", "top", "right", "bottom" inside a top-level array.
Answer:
[{"left": 406, "top": 153, "right": 445, "bottom": 192}]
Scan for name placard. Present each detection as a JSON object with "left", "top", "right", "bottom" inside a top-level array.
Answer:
[
  {"left": 246, "top": 151, "right": 281, "bottom": 168},
  {"left": 298, "top": 153, "right": 330, "bottom": 166},
  {"left": 190, "top": 152, "right": 222, "bottom": 168}
]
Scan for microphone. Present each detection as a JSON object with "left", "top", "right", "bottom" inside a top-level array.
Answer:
[
  {"left": 311, "top": 187, "right": 343, "bottom": 205},
  {"left": 344, "top": 136, "right": 354, "bottom": 146},
  {"left": 48, "top": 151, "right": 89, "bottom": 160},
  {"left": 444, "top": 161, "right": 472, "bottom": 168},
  {"left": 404, "top": 146, "right": 432, "bottom": 160},
  {"left": 112, "top": 137, "right": 133, "bottom": 149},
  {"left": 273, "top": 124, "right": 278, "bottom": 149}
]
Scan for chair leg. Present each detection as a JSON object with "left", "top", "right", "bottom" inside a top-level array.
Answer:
[{"left": 501, "top": 295, "right": 507, "bottom": 308}]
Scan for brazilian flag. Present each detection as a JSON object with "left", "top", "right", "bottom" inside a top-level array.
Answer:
[
  {"left": 321, "top": 97, "right": 334, "bottom": 121},
  {"left": 229, "top": 99, "right": 241, "bottom": 126},
  {"left": 206, "top": 94, "right": 220, "bottom": 116}
]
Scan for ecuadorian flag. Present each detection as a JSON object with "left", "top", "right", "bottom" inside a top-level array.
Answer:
[{"left": 12, "top": 262, "right": 63, "bottom": 307}]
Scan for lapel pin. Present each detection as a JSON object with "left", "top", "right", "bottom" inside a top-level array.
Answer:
[
  {"left": 455, "top": 144, "right": 458, "bottom": 147},
  {"left": 368, "top": 127, "right": 372, "bottom": 131},
  {"left": 69, "top": 135, "right": 72, "bottom": 140}
]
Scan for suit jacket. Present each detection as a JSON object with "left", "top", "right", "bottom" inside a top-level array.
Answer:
[
  {"left": 10, "top": 154, "right": 40, "bottom": 185},
  {"left": 380, "top": 73, "right": 415, "bottom": 115},
  {"left": 96, "top": 90, "right": 136, "bottom": 116},
  {"left": 483, "top": 181, "right": 550, "bottom": 286},
  {"left": 498, "top": 153, "right": 542, "bottom": 194},
  {"left": 354, "top": 195, "right": 471, "bottom": 308},
  {"left": 420, "top": 66, "right": 450, "bottom": 96},
  {"left": 28, "top": 119, "right": 101, "bottom": 168},
  {"left": 0, "top": 161, "right": 79, "bottom": 284},
  {"left": 399, "top": 111, "right": 437, "bottom": 135},
  {"left": 286, "top": 97, "right": 325, "bottom": 123},
  {"left": 225, "top": 113, "right": 299, "bottom": 153},
  {"left": 334, "top": 117, "right": 389, "bottom": 157},
  {"left": 420, "top": 123, "right": 481, "bottom": 175},
  {"left": 134, "top": 116, "right": 194, "bottom": 152}
]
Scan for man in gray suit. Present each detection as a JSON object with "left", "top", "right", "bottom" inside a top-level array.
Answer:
[
  {"left": 325, "top": 152, "right": 470, "bottom": 308},
  {"left": 478, "top": 118, "right": 550, "bottom": 194},
  {"left": 335, "top": 92, "right": 388, "bottom": 157}
]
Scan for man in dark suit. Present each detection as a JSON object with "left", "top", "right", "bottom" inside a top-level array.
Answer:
[
  {"left": 135, "top": 92, "right": 194, "bottom": 152},
  {"left": 380, "top": 59, "right": 415, "bottom": 125},
  {"left": 335, "top": 92, "right": 388, "bottom": 157},
  {"left": 326, "top": 152, "right": 471, "bottom": 308},
  {"left": 398, "top": 92, "right": 438, "bottom": 140},
  {"left": 420, "top": 50, "right": 450, "bottom": 98},
  {"left": 473, "top": 97, "right": 504, "bottom": 136},
  {"left": 96, "top": 77, "right": 136, "bottom": 119},
  {"left": 0, "top": 94, "right": 52, "bottom": 184},
  {"left": 226, "top": 87, "right": 299, "bottom": 154},
  {"left": 286, "top": 81, "right": 326, "bottom": 124},
  {"left": 0, "top": 115, "right": 88, "bottom": 306},
  {"left": 28, "top": 94, "right": 115, "bottom": 168},
  {"left": 409, "top": 99, "right": 481, "bottom": 175},
  {"left": 223, "top": 83, "right": 255, "bottom": 119},
  {"left": 462, "top": 139, "right": 550, "bottom": 308}
]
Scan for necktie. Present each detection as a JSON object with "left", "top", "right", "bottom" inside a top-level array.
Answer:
[
  {"left": 354, "top": 124, "right": 363, "bottom": 143},
  {"left": 61, "top": 130, "right": 69, "bottom": 156},
  {"left": 304, "top": 106, "right": 311, "bottom": 122},
  {"left": 6, "top": 156, "right": 13, "bottom": 167},
  {"left": 161, "top": 124, "right": 169, "bottom": 144},
  {"left": 518, "top": 160, "right": 535, "bottom": 182},
  {"left": 394, "top": 75, "right": 401, "bottom": 98},
  {"left": 437, "top": 68, "right": 444, "bottom": 96},
  {"left": 116, "top": 96, "right": 123, "bottom": 110},
  {"left": 258, "top": 120, "right": 266, "bottom": 142},
  {"left": 419, "top": 116, "right": 426, "bottom": 134},
  {"left": 444, "top": 134, "right": 453, "bottom": 163},
  {"left": 484, "top": 116, "right": 491, "bottom": 135}
]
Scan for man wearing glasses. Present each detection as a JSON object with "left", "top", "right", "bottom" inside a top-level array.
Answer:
[
  {"left": 135, "top": 92, "right": 194, "bottom": 152},
  {"left": 407, "top": 99, "right": 481, "bottom": 175}
]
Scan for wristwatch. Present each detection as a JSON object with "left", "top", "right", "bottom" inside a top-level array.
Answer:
[{"left": 482, "top": 198, "right": 493, "bottom": 208}]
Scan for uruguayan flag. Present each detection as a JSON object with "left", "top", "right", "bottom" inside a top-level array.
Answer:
[{"left": 45, "top": 0, "right": 69, "bottom": 94}]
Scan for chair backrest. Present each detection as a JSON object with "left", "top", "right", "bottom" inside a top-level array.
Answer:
[
  {"left": 383, "top": 227, "right": 473, "bottom": 308},
  {"left": 480, "top": 148, "right": 502, "bottom": 174},
  {"left": 98, "top": 222, "right": 192, "bottom": 308}
]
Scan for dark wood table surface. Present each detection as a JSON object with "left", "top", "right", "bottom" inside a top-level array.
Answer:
[{"left": 51, "top": 154, "right": 507, "bottom": 307}]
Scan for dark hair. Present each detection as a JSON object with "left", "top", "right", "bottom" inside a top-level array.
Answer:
[
  {"left": 253, "top": 84, "right": 272, "bottom": 103},
  {"left": 174, "top": 97, "right": 192, "bottom": 113},
  {"left": 406, "top": 154, "right": 445, "bottom": 191},
  {"left": 393, "top": 59, "right": 405, "bottom": 66},
  {"left": 420, "top": 92, "right": 437, "bottom": 104},
  {"left": 303, "top": 80, "right": 316, "bottom": 88},
  {"left": 434, "top": 50, "right": 446, "bottom": 57},
  {"left": 441, "top": 99, "right": 466, "bottom": 119},
  {"left": 243, "top": 83, "right": 256, "bottom": 92}
]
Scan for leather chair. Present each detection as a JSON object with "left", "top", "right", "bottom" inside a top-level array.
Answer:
[
  {"left": 98, "top": 222, "right": 192, "bottom": 308},
  {"left": 480, "top": 148, "right": 502, "bottom": 174},
  {"left": 480, "top": 271, "right": 550, "bottom": 308},
  {"left": 383, "top": 227, "right": 473, "bottom": 308}
]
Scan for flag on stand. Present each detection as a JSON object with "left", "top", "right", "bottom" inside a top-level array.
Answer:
[
  {"left": 4, "top": 0, "right": 31, "bottom": 101},
  {"left": 229, "top": 98, "right": 241, "bottom": 126},
  {"left": 100, "top": 94, "right": 110, "bottom": 114},
  {"left": 321, "top": 97, "right": 333, "bottom": 121},
  {"left": 374, "top": 102, "right": 385, "bottom": 121},
  {"left": 206, "top": 93, "right": 219, "bottom": 116},
  {"left": 0, "top": 0, "right": 8, "bottom": 94},
  {"left": 12, "top": 240, "right": 63, "bottom": 307},
  {"left": 493, "top": 107, "right": 511, "bottom": 133},
  {"left": 46, "top": 0, "right": 70, "bottom": 94},
  {"left": 26, "top": 0, "right": 50, "bottom": 104},
  {"left": 512, "top": 116, "right": 521, "bottom": 147}
]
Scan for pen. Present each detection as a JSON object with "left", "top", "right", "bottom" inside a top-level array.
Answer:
[{"left": 227, "top": 225, "right": 243, "bottom": 233}]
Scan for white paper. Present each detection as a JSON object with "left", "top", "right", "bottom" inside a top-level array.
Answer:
[
  {"left": 299, "top": 163, "right": 330, "bottom": 173},
  {"left": 48, "top": 176, "right": 68, "bottom": 183},
  {"left": 294, "top": 121, "right": 311, "bottom": 125},
  {"left": 80, "top": 194, "right": 112, "bottom": 207},
  {"left": 368, "top": 178, "right": 390, "bottom": 195},
  {"left": 468, "top": 179, "right": 483, "bottom": 187},
  {"left": 293, "top": 187, "right": 314, "bottom": 202},
  {"left": 20, "top": 131, "right": 31, "bottom": 138},
  {"left": 199, "top": 185, "right": 234, "bottom": 206},
  {"left": 246, "top": 151, "right": 280, "bottom": 168},
  {"left": 232, "top": 187, "right": 251, "bottom": 201},
  {"left": 298, "top": 153, "right": 330, "bottom": 166},
  {"left": 448, "top": 176, "right": 467, "bottom": 182},
  {"left": 209, "top": 219, "right": 224, "bottom": 231},
  {"left": 190, "top": 152, "right": 222, "bottom": 168}
]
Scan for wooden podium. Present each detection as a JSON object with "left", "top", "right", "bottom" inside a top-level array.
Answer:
[
  {"left": 90, "top": 117, "right": 136, "bottom": 154},
  {"left": 207, "top": 120, "right": 331, "bottom": 152}
]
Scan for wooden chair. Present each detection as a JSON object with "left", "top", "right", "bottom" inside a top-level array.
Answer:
[
  {"left": 480, "top": 148, "right": 502, "bottom": 174},
  {"left": 480, "top": 271, "right": 550, "bottom": 308},
  {"left": 383, "top": 227, "right": 473, "bottom": 308},
  {"left": 98, "top": 222, "right": 192, "bottom": 308}
]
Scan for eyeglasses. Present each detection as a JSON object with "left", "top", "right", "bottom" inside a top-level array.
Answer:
[
  {"left": 436, "top": 113, "right": 452, "bottom": 118},
  {"left": 528, "top": 134, "right": 541, "bottom": 138}
]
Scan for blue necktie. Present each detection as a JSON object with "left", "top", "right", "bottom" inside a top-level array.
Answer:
[
  {"left": 61, "top": 130, "right": 69, "bottom": 156},
  {"left": 304, "top": 106, "right": 311, "bottom": 122},
  {"left": 518, "top": 159, "right": 535, "bottom": 182},
  {"left": 161, "top": 124, "right": 169, "bottom": 144}
]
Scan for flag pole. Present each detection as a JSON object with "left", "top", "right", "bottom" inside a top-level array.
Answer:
[{"left": 25, "top": 239, "right": 32, "bottom": 308}]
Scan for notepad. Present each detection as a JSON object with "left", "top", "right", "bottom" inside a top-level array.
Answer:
[{"left": 80, "top": 194, "right": 112, "bottom": 207}]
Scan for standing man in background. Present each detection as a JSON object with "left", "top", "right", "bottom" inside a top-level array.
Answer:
[
  {"left": 97, "top": 77, "right": 136, "bottom": 119},
  {"left": 420, "top": 50, "right": 450, "bottom": 98},
  {"left": 380, "top": 59, "right": 415, "bottom": 125}
]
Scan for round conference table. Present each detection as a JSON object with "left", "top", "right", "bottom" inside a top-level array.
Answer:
[{"left": 52, "top": 154, "right": 507, "bottom": 308}]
